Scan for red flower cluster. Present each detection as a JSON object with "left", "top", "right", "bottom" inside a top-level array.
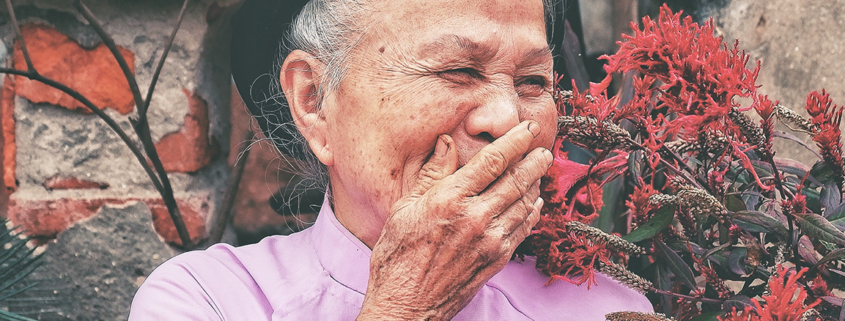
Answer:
[
  {"left": 626, "top": 179, "right": 658, "bottom": 226},
  {"left": 719, "top": 266, "right": 820, "bottom": 321},
  {"left": 601, "top": 4, "right": 759, "bottom": 140},
  {"left": 805, "top": 90, "right": 845, "bottom": 183},
  {"left": 518, "top": 138, "right": 624, "bottom": 287}
]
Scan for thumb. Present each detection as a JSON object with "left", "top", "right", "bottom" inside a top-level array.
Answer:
[{"left": 412, "top": 134, "right": 458, "bottom": 196}]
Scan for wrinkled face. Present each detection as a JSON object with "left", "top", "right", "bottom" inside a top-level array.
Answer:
[{"left": 320, "top": 0, "right": 557, "bottom": 229}]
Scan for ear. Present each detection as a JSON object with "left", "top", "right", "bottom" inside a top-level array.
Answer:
[{"left": 279, "top": 50, "right": 334, "bottom": 166}]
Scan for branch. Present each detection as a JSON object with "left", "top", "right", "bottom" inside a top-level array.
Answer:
[
  {"left": 659, "top": 145, "right": 709, "bottom": 188},
  {"left": 74, "top": 0, "right": 192, "bottom": 248},
  {"left": 4, "top": 0, "right": 34, "bottom": 73},
  {"left": 142, "top": 0, "right": 190, "bottom": 120},
  {"left": 0, "top": 67, "right": 164, "bottom": 194},
  {"left": 73, "top": 0, "right": 144, "bottom": 115},
  {"left": 763, "top": 152, "right": 800, "bottom": 257},
  {"left": 203, "top": 132, "right": 252, "bottom": 247},
  {"left": 625, "top": 137, "right": 706, "bottom": 190},
  {"left": 649, "top": 288, "right": 724, "bottom": 305}
]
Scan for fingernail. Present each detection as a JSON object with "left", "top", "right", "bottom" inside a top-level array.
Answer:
[
  {"left": 543, "top": 148, "right": 553, "bottom": 166},
  {"left": 435, "top": 135, "right": 448, "bottom": 157},
  {"left": 534, "top": 197, "right": 544, "bottom": 208},
  {"left": 527, "top": 121, "right": 541, "bottom": 138}
]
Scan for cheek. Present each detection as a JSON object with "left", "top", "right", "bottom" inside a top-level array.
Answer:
[{"left": 520, "top": 98, "right": 558, "bottom": 148}]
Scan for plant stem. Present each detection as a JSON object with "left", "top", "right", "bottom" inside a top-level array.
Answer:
[
  {"left": 626, "top": 137, "right": 705, "bottom": 190},
  {"left": 649, "top": 288, "right": 723, "bottom": 305},
  {"left": 0, "top": 68, "right": 164, "bottom": 195},
  {"left": 142, "top": 0, "right": 189, "bottom": 118},
  {"left": 203, "top": 132, "right": 252, "bottom": 247},
  {"left": 74, "top": 0, "right": 192, "bottom": 248},
  {"left": 762, "top": 150, "right": 799, "bottom": 257},
  {"left": 4, "top": 0, "right": 34, "bottom": 73},
  {"left": 73, "top": 0, "right": 144, "bottom": 117}
]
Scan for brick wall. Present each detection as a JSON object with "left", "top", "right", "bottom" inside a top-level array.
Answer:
[{"left": 0, "top": 1, "right": 313, "bottom": 319}]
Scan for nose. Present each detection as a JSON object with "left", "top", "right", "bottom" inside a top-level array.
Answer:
[{"left": 464, "top": 88, "right": 520, "bottom": 141}]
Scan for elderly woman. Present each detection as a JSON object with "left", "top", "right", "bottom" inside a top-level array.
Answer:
[{"left": 130, "top": 0, "right": 652, "bottom": 319}]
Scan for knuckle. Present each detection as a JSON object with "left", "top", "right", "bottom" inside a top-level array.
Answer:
[
  {"left": 479, "top": 149, "right": 509, "bottom": 179},
  {"left": 509, "top": 167, "right": 532, "bottom": 191},
  {"left": 418, "top": 165, "right": 442, "bottom": 182}
]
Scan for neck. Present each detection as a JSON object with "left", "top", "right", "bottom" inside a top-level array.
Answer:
[{"left": 327, "top": 181, "right": 385, "bottom": 249}]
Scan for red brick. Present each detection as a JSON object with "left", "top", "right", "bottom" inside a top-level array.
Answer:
[
  {"left": 43, "top": 176, "right": 109, "bottom": 190},
  {"left": 13, "top": 23, "right": 135, "bottom": 114},
  {"left": 7, "top": 197, "right": 115, "bottom": 243},
  {"left": 146, "top": 197, "right": 208, "bottom": 246},
  {"left": 7, "top": 196, "right": 209, "bottom": 246},
  {"left": 155, "top": 89, "right": 215, "bottom": 173},
  {"left": 2, "top": 74, "right": 15, "bottom": 192}
]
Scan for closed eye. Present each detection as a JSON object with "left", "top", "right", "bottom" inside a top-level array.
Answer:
[
  {"left": 515, "top": 76, "right": 549, "bottom": 97},
  {"left": 437, "top": 68, "right": 483, "bottom": 85}
]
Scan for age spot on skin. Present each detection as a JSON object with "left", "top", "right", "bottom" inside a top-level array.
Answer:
[{"left": 379, "top": 46, "right": 385, "bottom": 53}]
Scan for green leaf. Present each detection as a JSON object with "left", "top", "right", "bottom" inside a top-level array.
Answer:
[
  {"left": 595, "top": 175, "right": 624, "bottom": 233},
  {"left": 725, "top": 195, "right": 746, "bottom": 212},
  {"left": 794, "top": 213, "right": 845, "bottom": 245},
  {"left": 813, "top": 248, "right": 845, "bottom": 270},
  {"left": 803, "top": 187, "right": 822, "bottom": 214},
  {"left": 832, "top": 217, "right": 845, "bottom": 232},
  {"left": 828, "top": 202, "right": 845, "bottom": 221},
  {"left": 0, "top": 309, "right": 37, "bottom": 321},
  {"left": 722, "top": 295, "right": 755, "bottom": 313},
  {"left": 624, "top": 204, "right": 675, "bottom": 243},
  {"left": 655, "top": 239, "right": 697, "bottom": 291},
  {"left": 690, "top": 311, "right": 723, "bottom": 321},
  {"left": 821, "top": 182, "right": 841, "bottom": 212},
  {"left": 727, "top": 248, "right": 749, "bottom": 276},
  {"left": 732, "top": 211, "right": 789, "bottom": 238}
]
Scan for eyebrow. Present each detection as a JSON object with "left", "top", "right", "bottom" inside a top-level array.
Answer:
[
  {"left": 417, "top": 34, "right": 552, "bottom": 66},
  {"left": 519, "top": 46, "right": 554, "bottom": 67},
  {"left": 417, "top": 34, "right": 498, "bottom": 62}
]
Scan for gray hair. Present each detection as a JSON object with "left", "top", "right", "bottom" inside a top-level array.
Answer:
[{"left": 267, "top": 0, "right": 556, "bottom": 192}]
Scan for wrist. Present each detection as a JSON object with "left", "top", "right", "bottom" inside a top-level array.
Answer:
[{"left": 357, "top": 297, "right": 443, "bottom": 321}]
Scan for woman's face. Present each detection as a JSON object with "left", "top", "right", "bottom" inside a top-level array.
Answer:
[{"left": 319, "top": 0, "right": 556, "bottom": 241}]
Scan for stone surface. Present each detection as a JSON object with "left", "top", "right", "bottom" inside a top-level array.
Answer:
[
  {"left": 7, "top": 188, "right": 212, "bottom": 246},
  {"left": 146, "top": 195, "right": 209, "bottom": 246},
  {"left": 13, "top": 23, "right": 135, "bottom": 114},
  {"left": 23, "top": 202, "right": 177, "bottom": 321},
  {"left": 155, "top": 88, "right": 216, "bottom": 173},
  {"left": 580, "top": 0, "right": 615, "bottom": 55},
  {"left": 710, "top": 0, "right": 845, "bottom": 164}
]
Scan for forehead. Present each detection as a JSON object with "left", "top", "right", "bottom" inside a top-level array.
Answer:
[{"left": 360, "top": 0, "right": 548, "bottom": 54}]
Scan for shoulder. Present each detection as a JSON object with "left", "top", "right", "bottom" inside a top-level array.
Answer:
[
  {"left": 486, "top": 257, "right": 653, "bottom": 320},
  {"left": 129, "top": 229, "right": 324, "bottom": 320}
]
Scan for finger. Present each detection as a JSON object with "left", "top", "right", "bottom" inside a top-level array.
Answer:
[
  {"left": 503, "top": 196, "right": 543, "bottom": 252},
  {"left": 483, "top": 179, "right": 541, "bottom": 237},
  {"left": 411, "top": 134, "right": 458, "bottom": 196},
  {"left": 475, "top": 146, "right": 552, "bottom": 215},
  {"left": 452, "top": 120, "right": 545, "bottom": 196}
]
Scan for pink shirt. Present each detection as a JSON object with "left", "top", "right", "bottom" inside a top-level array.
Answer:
[{"left": 129, "top": 197, "right": 653, "bottom": 320}]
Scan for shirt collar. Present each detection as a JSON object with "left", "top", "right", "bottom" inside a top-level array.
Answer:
[{"left": 310, "top": 194, "right": 372, "bottom": 294}]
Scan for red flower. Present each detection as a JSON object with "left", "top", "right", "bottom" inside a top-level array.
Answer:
[
  {"left": 719, "top": 265, "right": 820, "bottom": 321},
  {"left": 524, "top": 214, "right": 614, "bottom": 288},
  {"left": 805, "top": 90, "right": 845, "bottom": 183},
  {"left": 754, "top": 95, "right": 776, "bottom": 151},
  {"left": 626, "top": 179, "right": 658, "bottom": 225}
]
